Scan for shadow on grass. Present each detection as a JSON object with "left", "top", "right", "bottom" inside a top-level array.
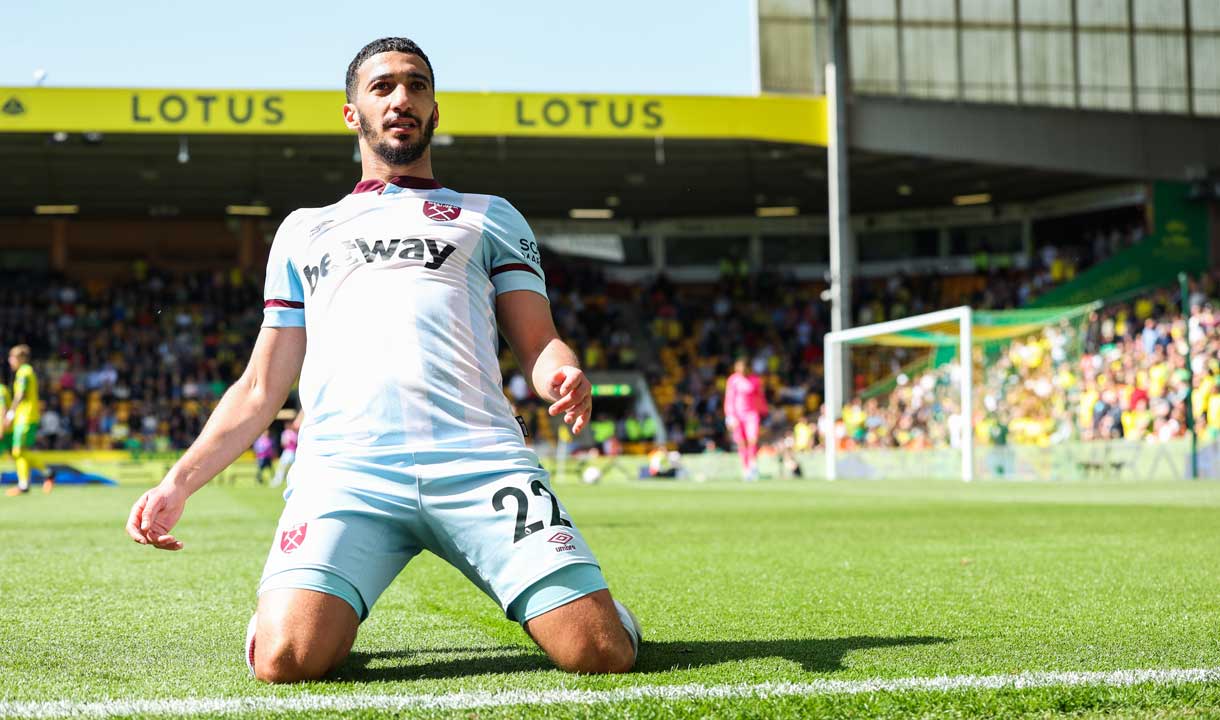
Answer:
[{"left": 337, "top": 635, "right": 950, "bottom": 682}]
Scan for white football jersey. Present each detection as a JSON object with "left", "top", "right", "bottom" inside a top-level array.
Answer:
[{"left": 262, "top": 176, "right": 546, "bottom": 476}]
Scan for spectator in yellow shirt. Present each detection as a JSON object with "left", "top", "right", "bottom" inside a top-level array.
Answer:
[{"left": 789, "top": 416, "right": 813, "bottom": 452}]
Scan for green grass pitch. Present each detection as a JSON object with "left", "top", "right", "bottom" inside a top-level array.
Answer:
[{"left": 2, "top": 473, "right": 1219, "bottom": 718}]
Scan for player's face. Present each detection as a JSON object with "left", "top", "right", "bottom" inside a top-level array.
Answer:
[
  {"left": 7, "top": 353, "right": 16, "bottom": 371},
  {"left": 347, "top": 52, "right": 438, "bottom": 167}
]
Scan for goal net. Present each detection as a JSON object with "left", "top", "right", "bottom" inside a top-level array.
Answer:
[{"left": 822, "top": 303, "right": 1097, "bottom": 481}]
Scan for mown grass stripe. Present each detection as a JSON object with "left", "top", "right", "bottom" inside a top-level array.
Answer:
[{"left": 3, "top": 667, "right": 1219, "bottom": 718}]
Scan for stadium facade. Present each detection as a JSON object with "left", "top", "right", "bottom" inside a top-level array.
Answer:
[{"left": 3, "top": 2, "right": 1217, "bottom": 284}]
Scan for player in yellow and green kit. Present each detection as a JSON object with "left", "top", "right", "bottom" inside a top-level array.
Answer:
[
  {"left": 5, "top": 345, "right": 54, "bottom": 496},
  {"left": 0, "top": 382, "right": 11, "bottom": 461}
]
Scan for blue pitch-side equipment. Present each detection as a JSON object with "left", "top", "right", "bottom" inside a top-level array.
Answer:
[{"left": 0, "top": 464, "right": 117, "bottom": 486}]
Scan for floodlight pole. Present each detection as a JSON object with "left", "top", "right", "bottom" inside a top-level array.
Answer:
[{"left": 825, "top": 0, "right": 856, "bottom": 465}]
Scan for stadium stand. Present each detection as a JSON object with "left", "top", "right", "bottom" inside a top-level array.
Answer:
[
  {"left": 0, "top": 211, "right": 1192, "bottom": 456},
  {"left": 835, "top": 272, "right": 1220, "bottom": 452},
  {"left": 0, "top": 268, "right": 261, "bottom": 451},
  {"left": 1, "top": 256, "right": 643, "bottom": 453}
]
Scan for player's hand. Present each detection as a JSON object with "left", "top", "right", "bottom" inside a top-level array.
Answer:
[
  {"left": 725, "top": 415, "right": 738, "bottom": 430},
  {"left": 547, "top": 366, "right": 592, "bottom": 435},
  {"left": 125, "top": 480, "right": 189, "bottom": 551}
]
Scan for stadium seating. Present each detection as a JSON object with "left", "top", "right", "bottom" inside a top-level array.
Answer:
[
  {"left": 835, "top": 273, "right": 1220, "bottom": 451},
  {"left": 0, "top": 218, "right": 1198, "bottom": 455},
  {"left": 0, "top": 269, "right": 260, "bottom": 451}
]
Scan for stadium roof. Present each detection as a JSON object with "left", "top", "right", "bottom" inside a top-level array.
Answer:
[{"left": 0, "top": 87, "right": 1126, "bottom": 220}]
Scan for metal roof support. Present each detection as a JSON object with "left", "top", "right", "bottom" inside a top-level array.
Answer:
[{"left": 826, "top": 0, "right": 856, "bottom": 410}]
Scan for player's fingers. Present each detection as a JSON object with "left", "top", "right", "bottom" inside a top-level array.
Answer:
[
  {"left": 139, "top": 493, "right": 162, "bottom": 533},
  {"left": 554, "top": 379, "right": 593, "bottom": 413},
  {"left": 560, "top": 397, "right": 584, "bottom": 420},
  {"left": 143, "top": 522, "right": 168, "bottom": 545},
  {"left": 127, "top": 493, "right": 152, "bottom": 543},
  {"left": 549, "top": 392, "right": 578, "bottom": 416},
  {"left": 153, "top": 534, "right": 182, "bottom": 551},
  {"left": 129, "top": 497, "right": 157, "bottom": 546},
  {"left": 567, "top": 399, "right": 591, "bottom": 429},
  {"left": 559, "top": 370, "right": 585, "bottom": 397},
  {"left": 572, "top": 414, "right": 588, "bottom": 435}
]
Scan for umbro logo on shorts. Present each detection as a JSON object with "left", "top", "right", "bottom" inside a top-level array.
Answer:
[
  {"left": 280, "top": 522, "right": 308, "bottom": 553},
  {"left": 422, "top": 201, "right": 461, "bottom": 222},
  {"left": 548, "top": 531, "right": 576, "bottom": 552}
]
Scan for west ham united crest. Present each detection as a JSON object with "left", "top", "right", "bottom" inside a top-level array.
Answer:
[
  {"left": 280, "top": 522, "right": 307, "bottom": 553},
  {"left": 422, "top": 201, "right": 461, "bottom": 222}
]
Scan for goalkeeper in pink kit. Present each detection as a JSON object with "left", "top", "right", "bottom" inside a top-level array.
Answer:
[{"left": 724, "top": 358, "right": 768, "bottom": 481}]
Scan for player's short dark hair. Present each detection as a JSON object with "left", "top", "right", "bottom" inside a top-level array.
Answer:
[{"left": 346, "top": 37, "right": 435, "bottom": 102}]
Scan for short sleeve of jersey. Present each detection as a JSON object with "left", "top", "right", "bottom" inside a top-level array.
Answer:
[
  {"left": 14, "top": 366, "right": 31, "bottom": 395},
  {"left": 481, "top": 197, "right": 547, "bottom": 299},
  {"left": 262, "top": 213, "right": 307, "bottom": 328}
]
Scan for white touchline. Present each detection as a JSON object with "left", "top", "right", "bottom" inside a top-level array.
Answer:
[{"left": 2, "top": 667, "right": 1218, "bottom": 718}]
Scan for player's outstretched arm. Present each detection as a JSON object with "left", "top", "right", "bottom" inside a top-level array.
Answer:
[
  {"left": 125, "top": 326, "right": 306, "bottom": 550},
  {"left": 496, "top": 290, "right": 592, "bottom": 435},
  {"left": 724, "top": 378, "right": 738, "bottom": 429}
]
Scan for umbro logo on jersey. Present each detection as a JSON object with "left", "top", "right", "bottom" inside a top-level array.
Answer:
[
  {"left": 2, "top": 97, "right": 25, "bottom": 116},
  {"left": 308, "top": 219, "right": 334, "bottom": 239},
  {"left": 423, "top": 201, "right": 461, "bottom": 222}
]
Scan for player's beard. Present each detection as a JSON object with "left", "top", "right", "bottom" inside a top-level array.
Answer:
[{"left": 359, "top": 112, "right": 434, "bottom": 166}]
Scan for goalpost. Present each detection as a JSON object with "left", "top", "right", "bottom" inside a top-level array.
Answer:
[{"left": 823, "top": 306, "right": 974, "bottom": 482}]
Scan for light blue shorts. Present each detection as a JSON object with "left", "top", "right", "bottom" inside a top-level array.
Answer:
[{"left": 257, "top": 455, "right": 607, "bottom": 623}]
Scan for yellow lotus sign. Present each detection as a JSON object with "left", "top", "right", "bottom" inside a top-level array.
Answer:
[{"left": 0, "top": 87, "right": 828, "bottom": 146}]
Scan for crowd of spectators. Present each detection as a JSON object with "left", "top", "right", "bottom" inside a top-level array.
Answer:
[
  {"left": 499, "top": 258, "right": 641, "bottom": 445},
  {"left": 0, "top": 268, "right": 261, "bottom": 452},
  {"left": 1, "top": 257, "right": 647, "bottom": 453},
  {"left": 834, "top": 271, "right": 1220, "bottom": 451},
  {"left": 626, "top": 216, "right": 1170, "bottom": 456},
  {"left": 636, "top": 259, "right": 1095, "bottom": 457},
  {"left": 0, "top": 213, "right": 1179, "bottom": 456},
  {"left": 643, "top": 270, "right": 826, "bottom": 454}
]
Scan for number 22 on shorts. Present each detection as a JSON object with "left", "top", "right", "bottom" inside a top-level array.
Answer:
[{"left": 491, "top": 480, "right": 572, "bottom": 543}]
